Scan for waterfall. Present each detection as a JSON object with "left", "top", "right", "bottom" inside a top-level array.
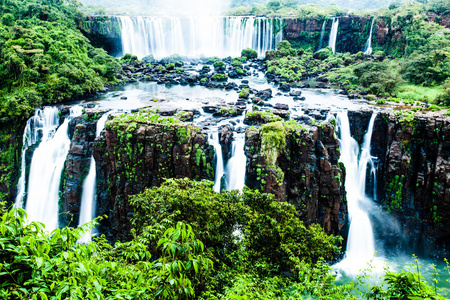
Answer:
[
  {"left": 118, "top": 16, "right": 283, "bottom": 58},
  {"left": 364, "top": 19, "right": 375, "bottom": 55},
  {"left": 15, "top": 107, "right": 60, "bottom": 208},
  {"left": 225, "top": 135, "right": 246, "bottom": 190},
  {"left": 78, "top": 113, "right": 110, "bottom": 243},
  {"left": 333, "top": 111, "right": 378, "bottom": 275},
  {"left": 318, "top": 19, "right": 327, "bottom": 51},
  {"left": 208, "top": 132, "right": 225, "bottom": 192},
  {"left": 328, "top": 17, "right": 339, "bottom": 54},
  {"left": 25, "top": 106, "right": 83, "bottom": 232}
]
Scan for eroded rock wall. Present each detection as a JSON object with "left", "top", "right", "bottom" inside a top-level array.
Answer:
[
  {"left": 92, "top": 119, "right": 214, "bottom": 240},
  {"left": 245, "top": 123, "right": 347, "bottom": 237}
]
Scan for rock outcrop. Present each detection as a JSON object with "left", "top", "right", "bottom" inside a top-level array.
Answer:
[
  {"left": 92, "top": 112, "right": 214, "bottom": 240},
  {"left": 349, "top": 110, "right": 450, "bottom": 258},
  {"left": 245, "top": 121, "right": 347, "bottom": 237}
]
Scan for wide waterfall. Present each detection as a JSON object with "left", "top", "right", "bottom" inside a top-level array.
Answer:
[
  {"left": 318, "top": 19, "right": 327, "bottom": 51},
  {"left": 119, "top": 16, "right": 283, "bottom": 58},
  {"left": 25, "top": 106, "right": 83, "bottom": 232},
  {"left": 333, "top": 111, "right": 379, "bottom": 275},
  {"left": 364, "top": 19, "right": 375, "bottom": 55},
  {"left": 328, "top": 17, "right": 339, "bottom": 54},
  {"left": 225, "top": 135, "right": 246, "bottom": 190},
  {"left": 78, "top": 113, "right": 111, "bottom": 243},
  {"left": 15, "top": 107, "right": 60, "bottom": 208},
  {"left": 209, "top": 132, "right": 225, "bottom": 192}
]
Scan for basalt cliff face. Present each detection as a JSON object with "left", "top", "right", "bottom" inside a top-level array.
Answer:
[
  {"left": 57, "top": 107, "right": 450, "bottom": 257},
  {"left": 92, "top": 116, "right": 214, "bottom": 240},
  {"left": 349, "top": 110, "right": 450, "bottom": 257},
  {"left": 244, "top": 122, "right": 348, "bottom": 237}
]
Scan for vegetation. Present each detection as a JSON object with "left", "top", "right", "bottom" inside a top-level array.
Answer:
[
  {"left": 2, "top": 178, "right": 449, "bottom": 299},
  {"left": 0, "top": 0, "right": 120, "bottom": 125}
]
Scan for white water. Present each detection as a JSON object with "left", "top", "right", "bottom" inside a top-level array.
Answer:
[
  {"left": 225, "top": 135, "right": 246, "bottom": 190},
  {"left": 333, "top": 111, "right": 380, "bottom": 275},
  {"left": 318, "top": 19, "right": 327, "bottom": 51},
  {"left": 119, "top": 16, "right": 283, "bottom": 58},
  {"left": 25, "top": 106, "right": 83, "bottom": 232},
  {"left": 328, "top": 17, "right": 339, "bottom": 54},
  {"left": 15, "top": 107, "right": 60, "bottom": 208},
  {"left": 78, "top": 113, "right": 110, "bottom": 243},
  {"left": 208, "top": 132, "right": 225, "bottom": 192},
  {"left": 364, "top": 19, "right": 375, "bottom": 55}
]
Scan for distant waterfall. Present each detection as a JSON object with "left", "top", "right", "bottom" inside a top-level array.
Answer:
[
  {"left": 78, "top": 113, "right": 110, "bottom": 243},
  {"left": 364, "top": 19, "right": 375, "bottom": 55},
  {"left": 25, "top": 106, "right": 83, "bottom": 232},
  {"left": 15, "top": 107, "right": 60, "bottom": 209},
  {"left": 209, "top": 132, "right": 225, "bottom": 193},
  {"left": 119, "top": 16, "right": 283, "bottom": 58},
  {"left": 318, "top": 19, "right": 327, "bottom": 51},
  {"left": 333, "top": 111, "right": 378, "bottom": 275},
  {"left": 225, "top": 135, "right": 246, "bottom": 190},
  {"left": 328, "top": 17, "right": 339, "bottom": 54}
]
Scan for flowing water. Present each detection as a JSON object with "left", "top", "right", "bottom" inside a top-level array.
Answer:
[
  {"left": 364, "top": 19, "right": 375, "bottom": 55},
  {"left": 328, "top": 17, "right": 339, "bottom": 54},
  {"left": 209, "top": 132, "right": 225, "bottom": 192},
  {"left": 15, "top": 107, "right": 60, "bottom": 208},
  {"left": 78, "top": 113, "right": 111, "bottom": 243},
  {"left": 119, "top": 16, "right": 283, "bottom": 58},
  {"left": 225, "top": 134, "right": 246, "bottom": 190},
  {"left": 333, "top": 111, "right": 380, "bottom": 275},
  {"left": 25, "top": 106, "right": 83, "bottom": 231},
  {"left": 318, "top": 19, "right": 327, "bottom": 51}
]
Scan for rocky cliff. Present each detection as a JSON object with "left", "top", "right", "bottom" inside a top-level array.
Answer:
[
  {"left": 81, "top": 16, "right": 122, "bottom": 56},
  {"left": 92, "top": 110, "right": 214, "bottom": 240},
  {"left": 349, "top": 109, "right": 450, "bottom": 258},
  {"left": 280, "top": 16, "right": 372, "bottom": 53},
  {"left": 244, "top": 120, "right": 347, "bottom": 237}
]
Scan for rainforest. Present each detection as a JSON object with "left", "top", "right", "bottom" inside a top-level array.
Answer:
[{"left": 0, "top": 0, "right": 450, "bottom": 299}]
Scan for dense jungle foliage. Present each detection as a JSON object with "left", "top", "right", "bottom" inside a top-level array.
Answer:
[
  {"left": 0, "top": 0, "right": 120, "bottom": 125},
  {"left": 0, "top": 0, "right": 120, "bottom": 203},
  {"left": 1, "top": 179, "right": 449, "bottom": 299}
]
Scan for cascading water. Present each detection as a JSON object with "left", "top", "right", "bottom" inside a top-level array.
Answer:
[
  {"left": 208, "top": 132, "right": 225, "bottom": 192},
  {"left": 333, "top": 111, "right": 379, "bottom": 275},
  {"left": 328, "top": 17, "right": 339, "bottom": 54},
  {"left": 25, "top": 106, "right": 83, "bottom": 232},
  {"left": 119, "top": 16, "right": 283, "bottom": 58},
  {"left": 364, "top": 19, "right": 375, "bottom": 55},
  {"left": 78, "top": 113, "right": 111, "bottom": 243},
  {"left": 225, "top": 134, "right": 246, "bottom": 190},
  {"left": 318, "top": 19, "right": 327, "bottom": 51},
  {"left": 15, "top": 107, "right": 60, "bottom": 208}
]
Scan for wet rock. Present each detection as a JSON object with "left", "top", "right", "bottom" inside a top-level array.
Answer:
[
  {"left": 289, "top": 90, "right": 302, "bottom": 97},
  {"left": 219, "top": 125, "right": 234, "bottom": 161},
  {"left": 93, "top": 117, "right": 214, "bottom": 241},
  {"left": 274, "top": 103, "right": 289, "bottom": 111},
  {"left": 316, "top": 82, "right": 328, "bottom": 89},
  {"left": 244, "top": 123, "right": 347, "bottom": 236}
]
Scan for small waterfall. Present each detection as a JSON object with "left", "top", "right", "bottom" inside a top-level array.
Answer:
[
  {"left": 25, "top": 106, "right": 83, "bottom": 232},
  {"left": 208, "top": 132, "right": 225, "bottom": 192},
  {"left": 225, "top": 135, "right": 246, "bottom": 190},
  {"left": 328, "top": 17, "right": 339, "bottom": 54},
  {"left": 333, "top": 111, "right": 379, "bottom": 275},
  {"left": 15, "top": 107, "right": 60, "bottom": 208},
  {"left": 78, "top": 113, "right": 110, "bottom": 243},
  {"left": 364, "top": 19, "right": 375, "bottom": 55},
  {"left": 318, "top": 19, "right": 327, "bottom": 50},
  {"left": 118, "top": 16, "right": 283, "bottom": 58}
]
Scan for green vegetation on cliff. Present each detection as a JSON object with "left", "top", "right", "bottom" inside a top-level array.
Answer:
[{"left": 0, "top": 0, "right": 120, "bottom": 124}]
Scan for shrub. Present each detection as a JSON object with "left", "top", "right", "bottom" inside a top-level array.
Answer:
[
  {"left": 313, "top": 47, "right": 333, "bottom": 60},
  {"left": 241, "top": 48, "right": 258, "bottom": 59}
]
